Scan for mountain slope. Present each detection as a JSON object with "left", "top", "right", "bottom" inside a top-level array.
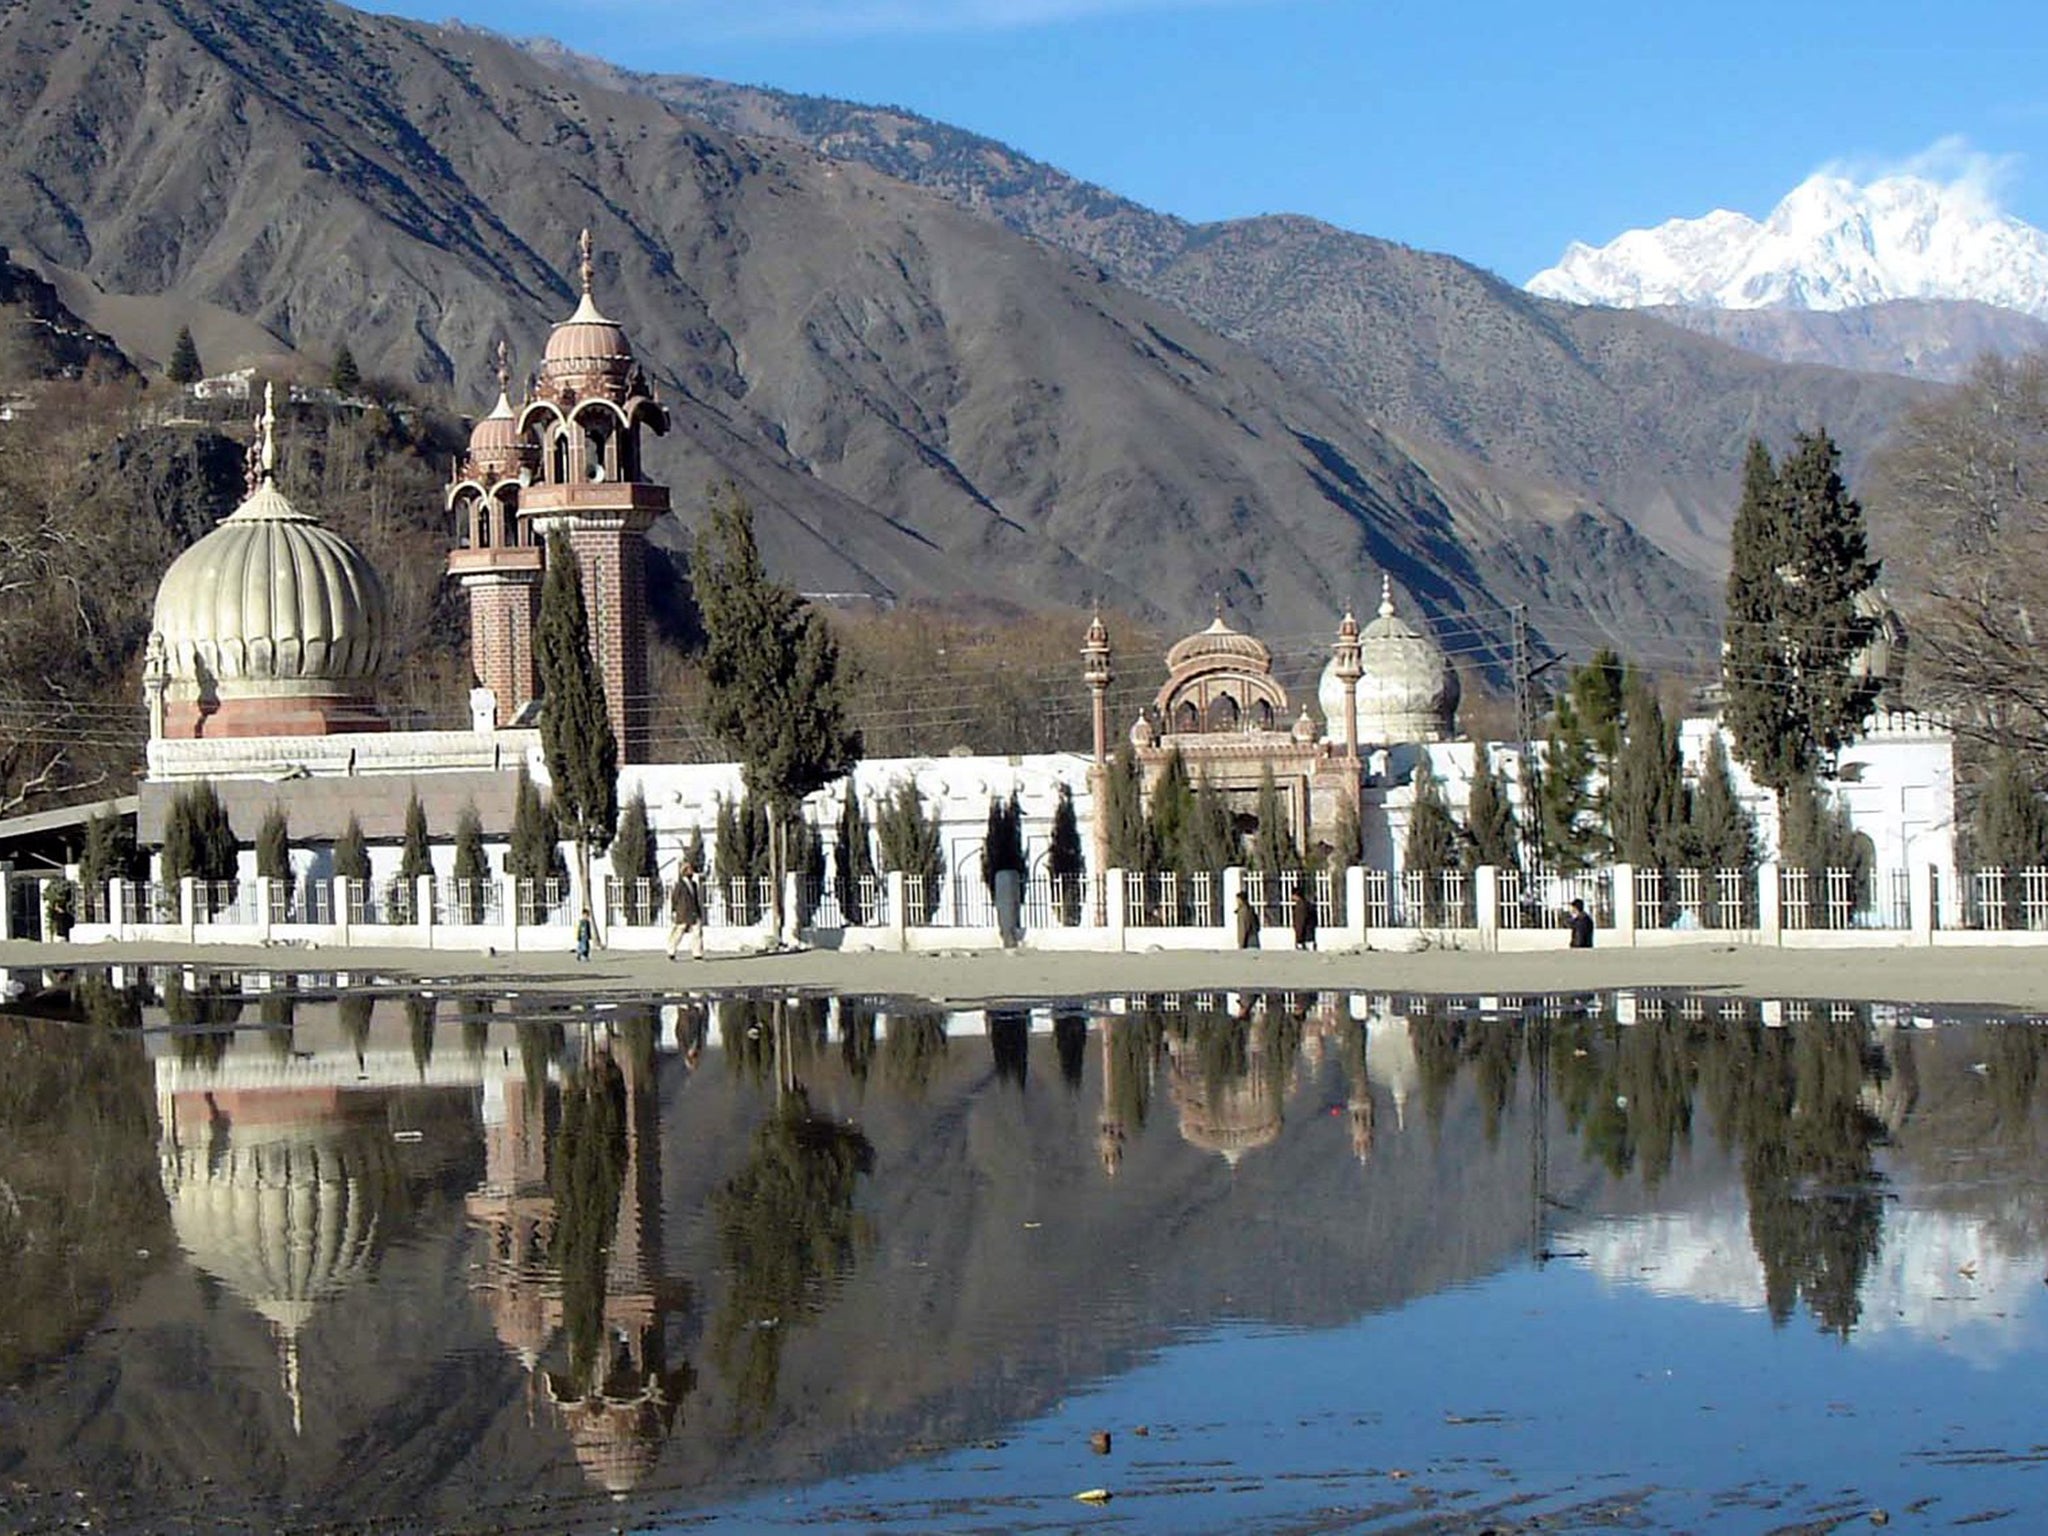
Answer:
[
  {"left": 0, "top": 0, "right": 1712, "bottom": 666},
  {"left": 514, "top": 47, "right": 1931, "bottom": 582},
  {"left": 1642, "top": 299, "right": 2048, "bottom": 384}
]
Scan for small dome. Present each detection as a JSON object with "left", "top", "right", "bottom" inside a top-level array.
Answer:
[
  {"left": 1326, "top": 579, "right": 1458, "bottom": 745},
  {"left": 1165, "top": 613, "right": 1272, "bottom": 675},
  {"left": 540, "top": 292, "right": 635, "bottom": 392},
  {"left": 154, "top": 480, "right": 387, "bottom": 691},
  {"left": 466, "top": 391, "right": 524, "bottom": 479},
  {"left": 1851, "top": 588, "right": 1907, "bottom": 703}
]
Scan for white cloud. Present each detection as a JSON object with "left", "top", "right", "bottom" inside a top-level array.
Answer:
[{"left": 1815, "top": 135, "right": 2023, "bottom": 216}]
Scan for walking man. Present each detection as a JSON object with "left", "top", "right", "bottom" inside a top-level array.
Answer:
[
  {"left": 666, "top": 860, "right": 705, "bottom": 961},
  {"left": 1567, "top": 897, "right": 1595, "bottom": 949}
]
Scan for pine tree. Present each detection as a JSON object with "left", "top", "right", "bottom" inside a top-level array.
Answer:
[
  {"left": 1538, "top": 697, "right": 1601, "bottom": 870},
  {"left": 166, "top": 325, "right": 202, "bottom": 386},
  {"left": 1463, "top": 747, "right": 1519, "bottom": 872},
  {"left": 1329, "top": 787, "right": 1364, "bottom": 873},
  {"left": 1250, "top": 764, "right": 1300, "bottom": 873},
  {"left": 715, "top": 793, "right": 773, "bottom": 922},
  {"left": 1570, "top": 649, "right": 1629, "bottom": 760},
  {"left": 1609, "top": 675, "right": 1683, "bottom": 870},
  {"left": 875, "top": 779, "right": 944, "bottom": 921},
  {"left": 536, "top": 531, "right": 618, "bottom": 927},
  {"left": 694, "top": 485, "right": 861, "bottom": 941},
  {"left": 330, "top": 343, "right": 361, "bottom": 396},
  {"left": 162, "top": 781, "right": 237, "bottom": 885},
  {"left": 452, "top": 800, "right": 489, "bottom": 922},
  {"left": 1102, "top": 742, "right": 1151, "bottom": 871},
  {"left": 834, "top": 787, "right": 876, "bottom": 924},
  {"left": 1048, "top": 781, "right": 1084, "bottom": 925},
  {"left": 332, "top": 814, "right": 371, "bottom": 883},
  {"left": 256, "top": 805, "right": 291, "bottom": 881},
  {"left": 1724, "top": 434, "right": 1882, "bottom": 796},
  {"left": 1780, "top": 772, "right": 1873, "bottom": 925}
]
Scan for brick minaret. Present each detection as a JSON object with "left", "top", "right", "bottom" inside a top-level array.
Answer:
[
  {"left": 517, "top": 231, "right": 671, "bottom": 763},
  {"left": 448, "top": 343, "right": 543, "bottom": 726}
]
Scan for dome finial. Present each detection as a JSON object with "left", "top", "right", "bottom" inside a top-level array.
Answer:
[
  {"left": 1377, "top": 573, "right": 1394, "bottom": 619},
  {"left": 494, "top": 338, "right": 510, "bottom": 394},
  {"left": 578, "top": 227, "right": 595, "bottom": 297}
]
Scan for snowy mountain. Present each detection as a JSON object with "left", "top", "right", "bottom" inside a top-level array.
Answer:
[{"left": 1529, "top": 171, "right": 2048, "bottom": 320}]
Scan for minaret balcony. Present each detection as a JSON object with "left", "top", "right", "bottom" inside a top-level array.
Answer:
[{"left": 448, "top": 546, "right": 544, "bottom": 579}]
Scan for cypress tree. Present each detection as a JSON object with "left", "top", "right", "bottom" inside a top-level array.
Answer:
[
  {"left": 1048, "top": 781, "right": 1084, "bottom": 924},
  {"left": 453, "top": 800, "right": 488, "bottom": 922},
  {"left": 256, "top": 805, "right": 291, "bottom": 881},
  {"left": 1609, "top": 676, "right": 1683, "bottom": 870},
  {"left": 166, "top": 325, "right": 202, "bottom": 386},
  {"left": 162, "top": 781, "right": 237, "bottom": 885},
  {"left": 1973, "top": 752, "right": 2048, "bottom": 871},
  {"left": 1724, "top": 434, "right": 1881, "bottom": 796},
  {"left": 330, "top": 343, "right": 361, "bottom": 396},
  {"left": 535, "top": 531, "right": 619, "bottom": 925},
  {"left": 1102, "top": 741, "right": 1150, "bottom": 871},
  {"left": 80, "top": 811, "right": 140, "bottom": 901},
  {"left": 1250, "top": 764, "right": 1300, "bottom": 873},
  {"left": 1404, "top": 763, "right": 1461, "bottom": 877},
  {"left": 332, "top": 814, "right": 371, "bottom": 883},
  {"left": 1145, "top": 747, "right": 1196, "bottom": 875},
  {"left": 398, "top": 791, "right": 432, "bottom": 882},
  {"left": 1686, "top": 734, "right": 1758, "bottom": 872},
  {"left": 611, "top": 788, "right": 654, "bottom": 883},
  {"left": 1187, "top": 772, "right": 1238, "bottom": 875},
  {"left": 834, "top": 787, "right": 876, "bottom": 924},
  {"left": 875, "top": 779, "right": 944, "bottom": 920},
  {"left": 508, "top": 768, "right": 567, "bottom": 887},
  {"left": 1463, "top": 747, "right": 1519, "bottom": 872},
  {"left": 982, "top": 792, "right": 1026, "bottom": 895},
  {"left": 694, "top": 485, "right": 861, "bottom": 940}
]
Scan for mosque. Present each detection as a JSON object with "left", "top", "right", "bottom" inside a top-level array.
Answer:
[{"left": 106, "top": 232, "right": 1956, "bottom": 927}]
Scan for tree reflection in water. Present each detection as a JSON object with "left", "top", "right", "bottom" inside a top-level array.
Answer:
[{"left": 712, "top": 1022, "right": 876, "bottom": 1435}]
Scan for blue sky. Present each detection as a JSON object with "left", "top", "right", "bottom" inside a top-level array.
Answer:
[{"left": 369, "top": 0, "right": 2047, "bottom": 283}]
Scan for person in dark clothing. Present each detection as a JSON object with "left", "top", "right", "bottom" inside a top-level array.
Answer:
[
  {"left": 666, "top": 860, "right": 704, "bottom": 961},
  {"left": 1235, "top": 890, "right": 1260, "bottom": 950},
  {"left": 1567, "top": 897, "right": 1595, "bottom": 949},
  {"left": 1292, "top": 883, "right": 1317, "bottom": 950}
]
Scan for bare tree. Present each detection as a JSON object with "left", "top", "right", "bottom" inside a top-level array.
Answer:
[{"left": 1869, "top": 351, "right": 2048, "bottom": 753}]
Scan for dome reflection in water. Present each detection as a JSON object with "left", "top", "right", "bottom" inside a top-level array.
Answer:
[{"left": 2, "top": 976, "right": 2047, "bottom": 1532}]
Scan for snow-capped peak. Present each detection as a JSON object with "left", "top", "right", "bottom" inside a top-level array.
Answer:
[{"left": 1529, "top": 167, "right": 2048, "bottom": 320}]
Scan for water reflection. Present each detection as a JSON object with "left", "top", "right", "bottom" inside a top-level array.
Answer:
[{"left": 2, "top": 975, "right": 2047, "bottom": 1532}]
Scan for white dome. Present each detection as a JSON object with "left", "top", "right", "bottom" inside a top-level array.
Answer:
[
  {"left": 152, "top": 481, "right": 387, "bottom": 693},
  {"left": 1324, "top": 581, "right": 1458, "bottom": 745}
]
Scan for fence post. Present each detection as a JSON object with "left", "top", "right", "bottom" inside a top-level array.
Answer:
[
  {"left": 110, "top": 878, "right": 128, "bottom": 939},
  {"left": 256, "top": 875, "right": 275, "bottom": 944},
  {"left": 179, "top": 875, "right": 198, "bottom": 939},
  {"left": 334, "top": 875, "right": 351, "bottom": 949},
  {"left": 418, "top": 874, "right": 437, "bottom": 950},
  {"left": 784, "top": 871, "right": 804, "bottom": 947},
  {"left": 1473, "top": 864, "right": 1499, "bottom": 950},
  {"left": 502, "top": 874, "right": 520, "bottom": 953},
  {"left": 1220, "top": 867, "right": 1245, "bottom": 953},
  {"left": 1757, "top": 861, "right": 1782, "bottom": 945},
  {"left": 1107, "top": 867, "right": 1131, "bottom": 953},
  {"left": 1611, "top": 863, "right": 1637, "bottom": 948},
  {"left": 886, "top": 870, "right": 909, "bottom": 953},
  {"left": 1910, "top": 863, "right": 1936, "bottom": 944}
]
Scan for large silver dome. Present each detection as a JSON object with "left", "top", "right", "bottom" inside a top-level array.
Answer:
[{"left": 1320, "top": 581, "right": 1458, "bottom": 745}]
